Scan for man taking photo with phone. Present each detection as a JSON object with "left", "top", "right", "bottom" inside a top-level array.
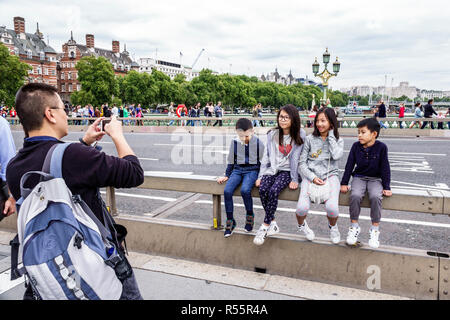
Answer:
[{"left": 6, "top": 83, "right": 144, "bottom": 300}]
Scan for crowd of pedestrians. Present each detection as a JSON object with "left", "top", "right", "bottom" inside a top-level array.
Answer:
[{"left": 372, "top": 99, "right": 450, "bottom": 130}]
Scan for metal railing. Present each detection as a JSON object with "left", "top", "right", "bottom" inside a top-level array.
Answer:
[{"left": 5, "top": 116, "right": 450, "bottom": 129}]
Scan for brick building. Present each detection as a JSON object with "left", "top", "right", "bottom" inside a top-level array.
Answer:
[
  {"left": 0, "top": 17, "right": 57, "bottom": 87},
  {"left": 58, "top": 33, "right": 139, "bottom": 103}
]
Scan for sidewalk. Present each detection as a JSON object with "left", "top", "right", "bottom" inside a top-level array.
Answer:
[{"left": 0, "top": 230, "right": 409, "bottom": 300}]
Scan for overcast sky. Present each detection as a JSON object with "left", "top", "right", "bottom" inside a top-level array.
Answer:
[{"left": 1, "top": 0, "right": 450, "bottom": 90}]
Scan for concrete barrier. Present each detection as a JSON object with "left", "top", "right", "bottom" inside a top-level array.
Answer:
[
  {"left": 113, "top": 215, "right": 447, "bottom": 300},
  {"left": 108, "top": 173, "right": 448, "bottom": 299},
  {"left": 1, "top": 172, "right": 449, "bottom": 299}
]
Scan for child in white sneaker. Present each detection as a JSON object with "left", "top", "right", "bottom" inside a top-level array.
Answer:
[
  {"left": 253, "top": 104, "right": 306, "bottom": 246},
  {"left": 340, "top": 118, "right": 392, "bottom": 248},
  {"left": 296, "top": 107, "right": 344, "bottom": 244}
]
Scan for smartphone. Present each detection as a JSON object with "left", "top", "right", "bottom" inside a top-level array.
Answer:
[{"left": 100, "top": 119, "right": 111, "bottom": 132}]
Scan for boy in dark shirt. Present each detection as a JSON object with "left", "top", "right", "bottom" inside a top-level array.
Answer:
[
  {"left": 217, "top": 118, "right": 264, "bottom": 237},
  {"left": 340, "top": 118, "right": 392, "bottom": 248}
]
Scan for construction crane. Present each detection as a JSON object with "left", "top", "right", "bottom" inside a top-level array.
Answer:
[{"left": 191, "top": 48, "right": 205, "bottom": 69}]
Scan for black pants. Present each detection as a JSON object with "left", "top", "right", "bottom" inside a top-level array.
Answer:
[
  {"left": 213, "top": 119, "right": 222, "bottom": 126},
  {"left": 421, "top": 120, "right": 434, "bottom": 129}
]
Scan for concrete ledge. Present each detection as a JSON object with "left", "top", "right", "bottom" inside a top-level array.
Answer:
[{"left": 113, "top": 215, "right": 446, "bottom": 300}]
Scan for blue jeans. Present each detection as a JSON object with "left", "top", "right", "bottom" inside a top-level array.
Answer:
[{"left": 224, "top": 166, "right": 259, "bottom": 220}]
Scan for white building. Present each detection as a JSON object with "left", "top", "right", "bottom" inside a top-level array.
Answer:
[
  {"left": 389, "top": 82, "right": 418, "bottom": 99},
  {"left": 138, "top": 57, "right": 207, "bottom": 81},
  {"left": 260, "top": 68, "right": 299, "bottom": 85},
  {"left": 419, "top": 89, "right": 450, "bottom": 99}
]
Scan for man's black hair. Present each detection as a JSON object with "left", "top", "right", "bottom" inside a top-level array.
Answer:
[
  {"left": 15, "top": 83, "right": 59, "bottom": 137},
  {"left": 236, "top": 118, "right": 253, "bottom": 131},
  {"left": 357, "top": 117, "right": 381, "bottom": 139},
  {"left": 428, "top": 99, "right": 434, "bottom": 104}
]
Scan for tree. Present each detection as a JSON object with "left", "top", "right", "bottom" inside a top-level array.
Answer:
[
  {"left": 0, "top": 44, "right": 32, "bottom": 106},
  {"left": 74, "top": 56, "right": 118, "bottom": 107}
]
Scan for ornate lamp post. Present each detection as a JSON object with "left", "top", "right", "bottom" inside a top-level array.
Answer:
[{"left": 312, "top": 48, "right": 340, "bottom": 104}]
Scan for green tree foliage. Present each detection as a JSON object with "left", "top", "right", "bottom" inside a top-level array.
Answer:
[
  {"left": 72, "top": 56, "right": 118, "bottom": 107},
  {"left": 0, "top": 44, "right": 32, "bottom": 106},
  {"left": 116, "top": 67, "right": 349, "bottom": 109}
]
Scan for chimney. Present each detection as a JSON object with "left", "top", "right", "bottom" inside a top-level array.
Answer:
[
  {"left": 112, "top": 40, "right": 120, "bottom": 53},
  {"left": 14, "top": 16, "right": 25, "bottom": 34},
  {"left": 86, "top": 34, "right": 94, "bottom": 48}
]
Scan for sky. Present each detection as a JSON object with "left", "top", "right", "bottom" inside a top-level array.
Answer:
[{"left": 1, "top": 0, "right": 450, "bottom": 91}]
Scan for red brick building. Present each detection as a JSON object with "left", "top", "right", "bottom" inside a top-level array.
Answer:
[
  {"left": 0, "top": 17, "right": 58, "bottom": 87},
  {"left": 58, "top": 33, "right": 139, "bottom": 103}
]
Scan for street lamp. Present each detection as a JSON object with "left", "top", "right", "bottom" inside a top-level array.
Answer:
[{"left": 312, "top": 48, "right": 340, "bottom": 104}]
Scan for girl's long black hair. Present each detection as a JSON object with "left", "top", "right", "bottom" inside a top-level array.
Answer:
[
  {"left": 275, "top": 104, "right": 303, "bottom": 146},
  {"left": 312, "top": 107, "right": 340, "bottom": 139}
]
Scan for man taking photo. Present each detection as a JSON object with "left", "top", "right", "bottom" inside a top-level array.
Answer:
[{"left": 6, "top": 83, "right": 144, "bottom": 300}]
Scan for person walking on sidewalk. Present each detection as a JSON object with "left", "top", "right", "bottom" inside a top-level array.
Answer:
[
  {"left": 377, "top": 100, "right": 388, "bottom": 129},
  {"left": 213, "top": 101, "right": 223, "bottom": 127},
  {"left": 420, "top": 99, "right": 437, "bottom": 129},
  {"left": 397, "top": 103, "right": 405, "bottom": 129},
  {"left": 409, "top": 102, "right": 423, "bottom": 129}
]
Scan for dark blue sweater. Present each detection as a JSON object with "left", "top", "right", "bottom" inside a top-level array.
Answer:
[{"left": 341, "top": 140, "right": 391, "bottom": 190}]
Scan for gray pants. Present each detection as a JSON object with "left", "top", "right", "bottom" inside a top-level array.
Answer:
[{"left": 349, "top": 176, "right": 383, "bottom": 223}]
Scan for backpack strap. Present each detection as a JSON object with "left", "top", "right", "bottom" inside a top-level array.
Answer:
[
  {"left": 42, "top": 143, "right": 72, "bottom": 178},
  {"left": 10, "top": 235, "right": 24, "bottom": 280}
]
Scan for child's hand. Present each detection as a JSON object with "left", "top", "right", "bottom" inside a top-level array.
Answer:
[
  {"left": 289, "top": 181, "right": 299, "bottom": 190},
  {"left": 340, "top": 185, "right": 350, "bottom": 193},
  {"left": 313, "top": 177, "right": 325, "bottom": 185},
  {"left": 383, "top": 190, "right": 392, "bottom": 197},
  {"left": 255, "top": 179, "right": 261, "bottom": 187},
  {"left": 217, "top": 176, "right": 229, "bottom": 184}
]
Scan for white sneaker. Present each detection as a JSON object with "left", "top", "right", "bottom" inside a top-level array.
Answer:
[
  {"left": 267, "top": 220, "right": 280, "bottom": 236},
  {"left": 368, "top": 229, "right": 380, "bottom": 248},
  {"left": 297, "top": 221, "right": 315, "bottom": 241},
  {"left": 346, "top": 225, "right": 361, "bottom": 245},
  {"left": 253, "top": 224, "right": 269, "bottom": 246},
  {"left": 330, "top": 225, "right": 341, "bottom": 244}
]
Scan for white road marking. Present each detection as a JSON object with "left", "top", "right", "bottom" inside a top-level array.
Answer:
[
  {"left": 391, "top": 180, "right": 450, "bottom": 190},
  {"left": 100, "top": 191, "right": 176, "bottom": 202},
  {"left": 62, "top": 140, "right": 113, "bottom": 144},
  {"left": 194, "top": 201, "right": 450, "bottom": 229},
  {"left": 107, "top": 192, "right": 450, "bottom": 229},
  {"left": 139, "top": 158, "right": 159, "bottom": 161},
  {"left": 0, "top": 264, "right": 25, "bottom": 295},
  {"left": 144, "top": 171, "right": 194, "bottom": 176}
]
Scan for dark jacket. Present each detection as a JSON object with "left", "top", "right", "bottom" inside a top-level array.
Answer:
[
  {"left": 341, "top": 140, "right": 391, "bottom": 190},
  {"left": 6, "top": 138, "right": 144, "bottom": 223},
  {"left": 378, "top": 103, "right": 386, "bottom": 118},
  {"left": 423, "top": 104, "right": 437, "bottom": 118}
]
